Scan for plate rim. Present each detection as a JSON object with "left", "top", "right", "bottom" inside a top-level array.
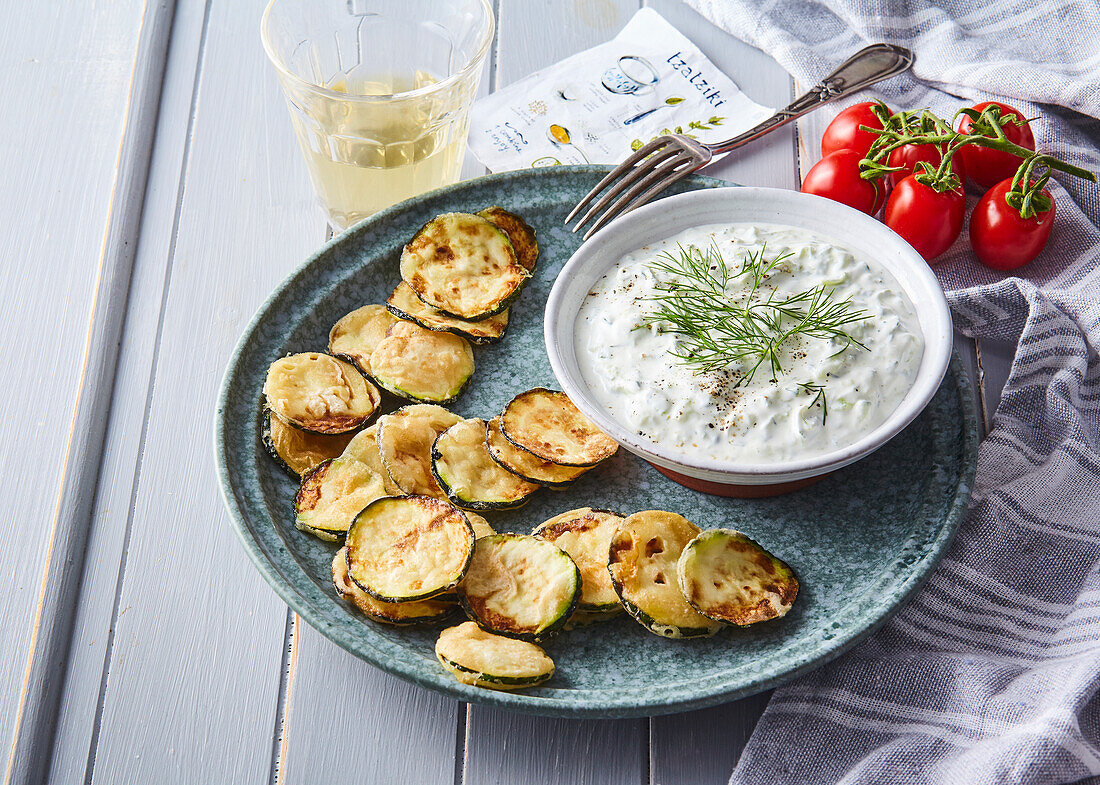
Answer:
[{"left": 214, "top": 165, "right": 980, "bottom": 718}]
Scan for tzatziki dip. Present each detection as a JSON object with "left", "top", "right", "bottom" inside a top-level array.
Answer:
[{"left": 575, "top": 223, "right": 924, "bottom": 464}]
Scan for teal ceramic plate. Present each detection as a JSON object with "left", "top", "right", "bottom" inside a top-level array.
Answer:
[{"left": 215, "top": 166, "right": 978, "bottom": 718}]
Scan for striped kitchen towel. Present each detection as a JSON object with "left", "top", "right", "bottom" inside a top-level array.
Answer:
[{"left": 683, "top": 1, "right": 1100, "bottom": 783}]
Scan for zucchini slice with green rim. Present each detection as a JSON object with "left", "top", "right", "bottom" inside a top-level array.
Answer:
[
  {"left": 376, "top": 404, "right": 463, "bottom": 498},
  {"left": 533, "top": 507, "right": 624, "bottom": 612},
  {"left": 435, "top": 622, "right": 554, "bottom": 690},
  {"left": 294, "top": 457, "right": 388, "bottom": 541},
  {"left": 477, "top": 206, "right": 539, "bottom": 273},
  {"left": 608, "top": 511, "right": 722, "bottom": 639},
  {"left": 399, "top": 212, "right": 529, "bottom": 320},
  {"left": 387, "top": 282, "right": 509, "bottom": 345},
  {"left": 564, "top": 608, "right": 621, "bottom": 630},
  {"left": 431, "top": 419, "right": 540, "bottom": 511},
  {"left": 340, "top": 423, "right": 402, "bottom": 495},
  {"left": 328, "top": 304, "right": 399, "bottom": 375},
  {"left": 346, "top": 495, "right": 475, "bottom": 603},
  {"left": 369, "top": 320, "right": 474, "bottom": 404},
  {"left": 500, "top": 388, "right": 619, "bottom": 467},
  {"left": 678, "top": 529, "right": 799, "bottom": 626},
  {"left": 485, "top": 417, "right": 588, "bottom": 488},
  {"left": 333, "top": 548, "right": 457, "bottom": 625},
  {"left": 464, "top": 511, "right": 496, "bottom": 539},
  {"left": 264, "top": 352, "right": 381, "bottom": 434},
  {"left": 458, "top": 533, "right": 580, "bottom": 641},
  {"left": 263, "top": 409, "right": 354, "bottom": 478}
]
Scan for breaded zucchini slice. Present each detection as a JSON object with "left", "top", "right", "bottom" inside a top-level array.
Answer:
[
  {"left": 263, "top": 409, "right": 354, "bottom": 478},
  {"left": 563, "top": 608, "right": 621, "bottom": 630},
  {"left": 328, "top": 304, "right": 399, "bottom": 375},
  {"left": 678, "top": 529, "right": 799, "bottom": 626},
  {"left": 346, "top": 495, "right": 475, "bottom": 602},
  {"left": 608, "top": 511, "right": 722, "bottom": 639},
  {"left": 294, "top": 457, "right": 388, "bottom": 541},
  {"left": 387, "top": 282, "right": 509, "bottom": 345},
  {"left": 376, "top": 404, "right": 462, "bottom": 498},
  {"left": 500, "top": 388, "right": 618, "bottom": 467},
  {"left": 340, "top": 423, "right": 402, "bottom": 495},
  {"left": 533, "top": 507, "right": 624, "bottom": 613},
  {"left": 436, "top": 622, "right": 554, "bottom": 691},
  {"left": 485, "top": 417, "right": 588, "bottom": 488},
  {"left": 458, "top": 534, "right": 580, "bottom": 641},
  {"left": 333, "top": 548, "right": 457, "bottom": 625},
  {"left": 399, "top": 212, "right": 529, "bottom": 320},
  {"left": 369, "top": 320, "right": 474, "bottom": 404},
  {"left": 431, "top": 419, "right": 539, "bottom": 511},
  {"left": 264, "top": 352, "right": 381, "bottom": 434},
  {"left": 464, "top": 511, "right": 496, "bottom": 539},
  {"left": 477, "top": 206, "right": 538, "bottom": 273}
]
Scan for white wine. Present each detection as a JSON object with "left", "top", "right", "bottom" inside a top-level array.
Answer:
[{"left": 289, "top": 73, "right": 467, "bottom": 229}]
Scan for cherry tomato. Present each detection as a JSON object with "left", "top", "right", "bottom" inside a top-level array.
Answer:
[
  {"left": 801, "top": 150, "right": 885, "bottom": 215},
  {"left": 821, "top": 101, "right": 890, "bottom": 158},
  {"left": 887, "top": 143, "right": 965, "bottom": 188},
  {"left": 957, "top": 101, "right": 1035, "bottom": 189},
  {"left": 883, "top": 175, "right": 966, "bottom": 262},
  {"left": 969, "top": 178, "right": 1056, "bottom": 270}
]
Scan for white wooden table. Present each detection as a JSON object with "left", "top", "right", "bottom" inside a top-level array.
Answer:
[{"left": 2, "top": 2, "right": 1008, "bottom": 783}]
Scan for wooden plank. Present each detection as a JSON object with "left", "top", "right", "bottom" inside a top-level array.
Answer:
[
  {"left": 83, "top": 0, "right": 322, "bottom": 780},
  {"left": 279, "top": 619, "right": 462, "bottom": 785},
  {"left": 44, "top": 0, "right": 214, "bottom": 781},
  {"left": 465, "top": 711, "right": 647, "bottom": 785},
  {"left": 0, "top": 0, "right": 148, "bottom": 780},
  {"left": 463, "top": 3, "right": 649, "bottom": 783}
]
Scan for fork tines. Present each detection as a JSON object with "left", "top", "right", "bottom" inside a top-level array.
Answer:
[{"left": 564, "top": 135, "right": 708, "bottom": 240}]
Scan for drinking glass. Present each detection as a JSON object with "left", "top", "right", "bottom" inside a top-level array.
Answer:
[{"left": 261, "top": 0, "right": 494, "bottom": 230}]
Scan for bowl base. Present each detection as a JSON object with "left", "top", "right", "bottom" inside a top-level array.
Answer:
[{"left": 648, "top": 462, "right": 829, "bottom": 498}]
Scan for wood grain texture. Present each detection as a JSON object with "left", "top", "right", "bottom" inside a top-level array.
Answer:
[
  {"left": 465, "top": 710, "right": 647, "bottom": 785},
  {"left": 45, "top": 0, "right": 214, "bottom": 781},
  {"left": 0, "top": 1, "right": 147, "bottom": 780},
  {"left": 280, "top": 620, "right": 462, "bottom": 785},
  {"left": 462, "top": 2, "right": 649, "bottom": 782},
  {"left": 83, "top": 0, "right": 319, "bottom": 780}
]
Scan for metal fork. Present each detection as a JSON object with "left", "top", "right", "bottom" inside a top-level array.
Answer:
[{"left": 565, "top": 43, "right": 915, "bottom": 239}]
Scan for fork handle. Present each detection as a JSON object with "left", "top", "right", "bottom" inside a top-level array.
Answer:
[{"left": 708, "top": 43, "right": 914, "bottom": 156}]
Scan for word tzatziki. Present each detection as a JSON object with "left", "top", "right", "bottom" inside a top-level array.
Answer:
[{"left": 575, "top": 223, "right": 924, "bottom": 464}]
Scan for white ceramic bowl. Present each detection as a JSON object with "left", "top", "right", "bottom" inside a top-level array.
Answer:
[{"left": 544, "top": 187, "right": 953, "bottom": 496}]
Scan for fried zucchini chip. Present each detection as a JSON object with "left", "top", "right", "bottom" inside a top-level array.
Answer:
[
  {"left": 477, "top": 206, "right": 539, "bottom": 273},
  {"left": 485, "top": 417, "right": 588, "bottom": 487},
  {"left": 340, "top": 422, "right": 402, "bottom": 495},
  {"left": 533, "top": 507, "right": 624, "bottom": 612},
  {"left": 387, "top": 281, "right": 509, "bottom": 345},
  {"left": 678, "top": 529, "right": 799, "bottom": 626},
  {"left": 369, "top": 320, "right": 474, "bottom": 404},
  {"left": 400, "top": 212, "right": 529, "bottom": 320},
  {"left": 458, "top": 534, "right": 580, "bottom": 641},
  {"left": 345, "top": 495, "right": 475, "bottom": 602},
  {"left": 264, "top": 352, "right": 380, "bottom": 434},
  {"left": 431, "top": 419, "right": 540, "bottom": 511},
  {"left": 436, "top": 622, "right": 554, "bottom": 690},
  {"left": 500, "top": 388, "right": 618, "bottom": 466},
  {"left": 294, "top": 457, "right": 388, "bottom": 541},
  {"left": 376, "top": 404, "right": 463, "bottom": 498},
  {"left": 333, "top": 548, "right": 457, "bottom": 625},
  {"left": 328, "top": 304, "right": 399, "bottom": 375},
  {"left": 263, "top": 409, "right": 354, "bottom": 477},
  {"left": 608, "top": 511, "right": 722, "bottom": 639}
]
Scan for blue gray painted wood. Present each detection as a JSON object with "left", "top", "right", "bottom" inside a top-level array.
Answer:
[{"left": 0, "top": 1, "right": 1000, "bottom": 784}]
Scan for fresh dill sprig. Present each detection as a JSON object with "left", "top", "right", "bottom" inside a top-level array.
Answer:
[
  {"left": 798, "top": 382, "right": 828, "bottom": 425},
  {"left": 637, "top": 241, "right": 869, "bottom": 416}
]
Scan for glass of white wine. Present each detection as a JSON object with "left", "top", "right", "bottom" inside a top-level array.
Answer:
[{"left": 261, "top": 0, "right": 494, "bottom": 230}]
